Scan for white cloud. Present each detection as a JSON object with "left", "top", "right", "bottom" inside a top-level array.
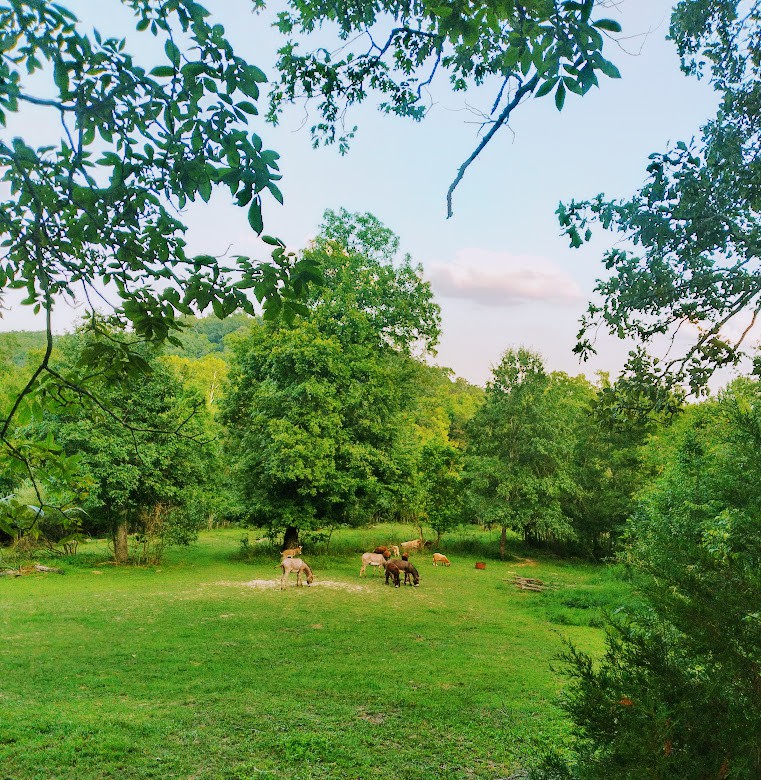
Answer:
[{"left": 426, "top": 248, "right": 584, "bottom": 307}]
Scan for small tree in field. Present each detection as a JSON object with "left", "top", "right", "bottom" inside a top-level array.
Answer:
[
  {"left": 464, "top": 348, "right": 578, "bottom": 555},
  {"left": 35, "top": 329, "right": 214, "bottom": 563}
]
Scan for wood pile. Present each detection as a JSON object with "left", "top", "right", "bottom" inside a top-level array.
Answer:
[
  {"left": 511, "top": 575, "right": 546, "bottom": 592},
  {"left": 0, "top": 564, "right": 64, "bottom": 577}
]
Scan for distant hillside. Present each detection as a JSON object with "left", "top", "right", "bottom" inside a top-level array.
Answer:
[
  {"left": 0, "top": 314, "right": 254, "bottom": 368},
  {"left": 0, "top": 331, "right": 47, "bottom": 366},
  {"left": 163, "top": 313, "right": 254, "bottom": 358}
]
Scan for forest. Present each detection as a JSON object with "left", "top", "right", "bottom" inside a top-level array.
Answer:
[{"left": 1, "top": 1, "right": 760, "bottom": 779}]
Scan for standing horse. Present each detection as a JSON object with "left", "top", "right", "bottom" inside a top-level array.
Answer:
[
  {"left": 396, "top": 560, "right": 420, "bottom": 586},
  {"left": 279, "top": 557, "right": 314, "bottom": 589}
]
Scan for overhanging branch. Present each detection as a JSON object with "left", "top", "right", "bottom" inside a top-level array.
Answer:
[{"left": 446, "top": 74, "right": 540, "bottom": 219}]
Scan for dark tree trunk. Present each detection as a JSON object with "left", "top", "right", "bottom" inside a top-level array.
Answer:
[
  {"left": 499, "top": 525, "right": 507, "bottom": 560},
  {"left": 114, "top": 517, "right": 129, "bottom": 564},
  {"left": 282, "top": 525, "right": 299, "bottom": 549}
]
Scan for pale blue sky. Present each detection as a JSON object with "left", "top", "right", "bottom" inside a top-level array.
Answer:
[{"left": 1, "top": 1, "right": 722, "bottom": 386}]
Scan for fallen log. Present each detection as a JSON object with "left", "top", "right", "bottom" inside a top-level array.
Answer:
[
  {"left": 34, "top": 564, "right": 65, "bottom": 574},
  {"left": 0, "top": 569, "right": 21, "bottom": 577}
]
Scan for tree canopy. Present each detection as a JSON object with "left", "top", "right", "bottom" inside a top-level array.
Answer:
[
  {"left": 222, "top": 210, "right": 441, "bottom": 537},
  {"left": 269, "top": 0, "right": 623, "bottom": 215},
  {"left": 558, "top": 0, "right": 761, "bottom": 396},
  {"left": 465, "top": 348, "right": 578, "bottom": 553}
]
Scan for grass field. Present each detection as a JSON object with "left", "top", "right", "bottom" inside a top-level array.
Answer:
[{"left": 0, "top": 526, "right": 633, "bottom": 779}]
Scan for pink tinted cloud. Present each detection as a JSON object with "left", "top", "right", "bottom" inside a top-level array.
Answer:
[{"left": 426, "top": 248, "right": 584, "bottom": 307}]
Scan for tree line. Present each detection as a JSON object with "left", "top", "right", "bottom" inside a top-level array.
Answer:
[{"left": 1, "top": 208, "right": 658, "bottom": 564}]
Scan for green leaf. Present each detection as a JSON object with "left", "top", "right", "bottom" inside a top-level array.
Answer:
[
  {"left": 268, "top": 183, "right": 284, "bottom": 204},
  {"left": 597, "top": 58, "right": 621, "bottom": 79},
  {"left": 151, "top": 65, "right": 175, "bottom": 78},
  {"left": 247, "top": 199, "right": 263, "bottom": 234},
  {"left": 53, "top": 59, "right": 69, "bottom": 94},
  {"left": 164, "top": 40, "right": 181, "bottom": 66},
  {"left": 535, "top": 78, "right": 558, "bottom": 98},
  {"left": 593, "top": 19, "right": 622, "bottom": 33},
  {"left": 554, "top": 81, "right": 566, "bottom": 111}
]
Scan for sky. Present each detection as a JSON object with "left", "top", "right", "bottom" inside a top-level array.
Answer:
[{"left": 0, "top": 1, "right": 724, "bottom": 387}]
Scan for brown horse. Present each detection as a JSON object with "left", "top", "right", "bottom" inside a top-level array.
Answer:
[
  {"left": 385, "top": 559, "right": 420, "bottom": 587},
  {"left": 385, "top": 560, "right": 402, "bottom": 587}
]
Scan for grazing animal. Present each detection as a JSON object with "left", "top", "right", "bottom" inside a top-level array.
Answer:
[
  {"left": 396, "top": 560, "right": 420, "bottom": 586},
  {"left": 389, "top": 545, "right": 400, "bottom": 557},
  {"left": 373, "top": 546, "right": 392, "bottom": 559},
  {"left": 400, "top": 538, "right": 423, "bottom": 553},
  {"left": 385, "top": 559, "right": 419, "bottom": 587},
  {"left": 279, "top": 557, "right": 314, "bottom": 589},
  {"left": 281, "top": 545, "right": 302, "bottom": 558},
  {"left": 385, "top": 560, "right": 402, "bottom": 588},
  {"left": 360, "top": 552, "right": 388, "bottom": 576},
  {"left": 432, "top": 553, "right": 451, "bottom": 567}
]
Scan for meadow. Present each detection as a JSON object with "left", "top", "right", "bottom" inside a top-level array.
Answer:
[{"left": 0, "top": 526, "right": 634, "bottom": 780}]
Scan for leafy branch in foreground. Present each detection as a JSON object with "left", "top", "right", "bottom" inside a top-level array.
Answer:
[
  {"left": 0, "top": 0, "right": 321, "bottom": 490},
  {"left": 557, "top": 1, "right": 761, "bottom": 396},
  {"left": 267, "top": 0, "right": 623, "bottom": 216}
]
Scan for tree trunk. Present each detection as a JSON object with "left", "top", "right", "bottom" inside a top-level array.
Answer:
[
  {"left": 499, "top": 525, "right": 507, "bottom": 560},
  {"left": 114, "top": 518, "right": 129, "bottom": 564},
  {"left": 283, "top": 525, "right": 299, "bottom": 549}
]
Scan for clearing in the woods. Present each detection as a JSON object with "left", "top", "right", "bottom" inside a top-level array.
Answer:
[{"left": 0, "top": 526, "right": 633, "bottom": 779}]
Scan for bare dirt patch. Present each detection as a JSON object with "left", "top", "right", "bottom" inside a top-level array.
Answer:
[
  {"left": 216, "top": 579, "right": 369, "bottom": 592},
  {"left": 512, "top": 558, "right": 537, "bottom": 568}
]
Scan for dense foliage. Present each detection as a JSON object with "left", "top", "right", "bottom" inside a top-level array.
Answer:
[
  {"left": 221, "top": 211, "right": 444, "bottom": 539},
  {"left": 556, "top": 379, "right": 761, "bottom": 779},
  {"left": 464, "top": 349, "right": 644, "bottom": 557},
  {"left": 558, "top": 0, "right": 761, "bottom": 395},
  {"left": 1, "top": 327, "right": 217, "bottom": 561}
]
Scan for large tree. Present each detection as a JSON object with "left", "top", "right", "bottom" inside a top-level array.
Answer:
[
  {"left": 32, "top": 328, "right": 215, "bottom": 563},
  {"left": 222, "top": 210, "right": 440, "bottom": 542},
  {"left": 464, "top": 348, "right": 580, "bottom": 555}
]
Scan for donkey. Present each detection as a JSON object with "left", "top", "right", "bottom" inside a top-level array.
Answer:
[
  {"left": 360, "top": 552, "right": 388, "bottom": 576},
  {"left": 279, "top": 557, "right": 314, "bottom": 589}
]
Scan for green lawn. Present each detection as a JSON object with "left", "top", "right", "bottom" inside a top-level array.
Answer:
[{"left": 0, "top": 527, "right": 627, "bottom": 779}]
